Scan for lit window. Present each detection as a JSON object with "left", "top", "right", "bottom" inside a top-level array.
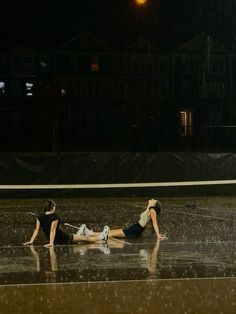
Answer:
[
  {"left": 39, "top": 55, "right": 49, "bottom": 72},
  {"left": 61, "top": 88, "right": 67, "bottom": 96},
  {"left": 91, "top": 63, "right": 99, "bottom": 71},
  {"left": 180, "top": 110, "right": 193, "bottom": 136},
  {"left": 25, "top": 82, "right": 34, "bottom": 96},
  {"left": 26, "top": 82, "right": 33, "bottom": 89},
  {"left": 0, "top": 81, "right": 5, "bottom": 95},
  {"left": 91, "top": 56, "right": 99, "bottom": 72},
  {"left": 40, "top": 61, "right": 47, "bottom": 67}
]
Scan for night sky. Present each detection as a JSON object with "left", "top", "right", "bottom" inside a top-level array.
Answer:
[{"left": 1, "top": 0, "right": 236, "bottom": 50}]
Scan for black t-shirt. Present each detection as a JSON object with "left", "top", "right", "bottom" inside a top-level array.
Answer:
[{"left": 37, "top": 212, "right": 71, "bottom": 245}]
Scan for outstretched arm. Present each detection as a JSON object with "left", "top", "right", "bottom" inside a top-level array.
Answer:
[
  {"left": 150, "top": 209, "right": 167, "bottom": 240},
  {"left": 44, "top": 220, "right": 59, "bottom": 248},
  {"left": 23, "top": 219, "right": 41, "bottom": 245}
]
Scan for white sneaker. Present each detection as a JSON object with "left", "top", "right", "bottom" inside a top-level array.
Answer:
[
  {"left": 84, "top": 226, "right": 94, "bottom": 236},
  {"left": 98, "top": 243, "right": 110, "bottom": 255},
  {"left": 99, "top": 225, "right": 110, "bottom": 241},
  {"left": 77, "top": 224, "right": 86, "bottom": 236}
]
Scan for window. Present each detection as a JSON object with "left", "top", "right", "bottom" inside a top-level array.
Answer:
[
  {"left": 25, "top": 82, "right": 34, "bottom": 96},
  {"left": 38, "top": 54, "right": 50, "bottom": 73},
  {"left": 61, "top": 88, "right": 67, "bottom": 96},
  {"left": 40, "top": 61, "right": 47, "bottom": 67},
  {"left": 91, "top": 56, "right": 99, "bottom": 72},
  {"left": 179, "top": 110, "right": 193, "bottom": 136},
  {"left": 0, "top": 81, "right": 5, "bottom": 95}
]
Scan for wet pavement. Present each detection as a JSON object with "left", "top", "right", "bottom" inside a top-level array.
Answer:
[
  {"left": 0, "top": 240, "right": 235, "bottom": 285},
  {"left": 0, "top": 197, "right": 236, "bottom": 313}
]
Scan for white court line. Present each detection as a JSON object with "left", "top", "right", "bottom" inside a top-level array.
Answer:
[
  {"left": 0, "top": 209, "right": 234, "bottom": 222},
  {"left": 155, "top": 240, "right": 236, "bottom": 245},
  {"left": 1, "top": 179, "right": 236, "bottom": 189},
  {"left": 0, "top": 276, "right": 235, "bottom": 288},
  {"left": 110, "top": 238, "right": 131, "bottom": 245},
  {"left": 98, "top": 240, "right": 236, "bottom": 246},
  {"left": 0, "top": 240, "right": 235, "bottom": 249},
  {"left": 189, "top": 206, "right": 236, "bottom": 213},
  {"left": 0, "top": 245, "right": 67, "bottom": 249},
  {"left": 0, "top": 240, "right": 133, "bottom": 249},
  {"left": 0, "top": 244, "right": 110, "bottom": 249},
  {"left": 165, "top": 209, "right": 234, "bottom": 221},
  {"left": 167, "top": 204, "right": 236, "bottom": 214}
]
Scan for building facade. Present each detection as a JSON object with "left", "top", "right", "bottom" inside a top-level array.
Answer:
[{"left": 0, "top": 31, "right": 235, "bottom": 152}]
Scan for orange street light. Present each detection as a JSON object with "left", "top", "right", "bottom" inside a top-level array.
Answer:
[{"left": 135, "top": 0, "right": 147, "bottom": 5}]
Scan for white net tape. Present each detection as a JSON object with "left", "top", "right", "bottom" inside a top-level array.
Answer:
[{"left": 0, "top": 179, "right": 236, "bottom": 189}]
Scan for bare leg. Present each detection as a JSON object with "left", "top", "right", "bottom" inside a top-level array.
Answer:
[
  {"left": 88, "top": 228, "right": 126, "bottom": 238},
  {"left": 92, "top": 231, "right": 102, "bottom": 236},
  {"left": 72, "top": 234, "right": 102, "bottom": 243},
  {"left": 109, "top": 228, "right": 126, "bottom": 238},
  {"left": 90, "top": 229, "right": 126, "bottom": 238}
]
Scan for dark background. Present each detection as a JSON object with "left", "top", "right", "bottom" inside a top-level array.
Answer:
[
  {"left": 1, "top": 0, "right": 235, "bottom": 50},
  {"left": 0, "top": 0, "right": 236, "bottom": 153}
]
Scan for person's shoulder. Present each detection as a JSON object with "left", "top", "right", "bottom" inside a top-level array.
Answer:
[
  {"left": 37, "top": 212, "right": 45, "bottom": 220},
  {"left": 149, "top": 207, "right": 157, "bottom": 214},
  {"left": 53, "top": 212, "right": 61, "bottom": 220}
]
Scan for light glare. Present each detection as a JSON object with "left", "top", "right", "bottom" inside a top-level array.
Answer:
[{"left": 135, "top": 0, "right": 147, "bottom": 5}]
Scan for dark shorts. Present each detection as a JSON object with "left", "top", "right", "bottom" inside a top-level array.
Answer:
[
  {"left": 55, "top": 233, "right": 73, "bottom": 245},
  {"left": 64, "top": 233, "right": 73, "bottom": 245},
  {"left": 123, "top": 223, "right": 145, "bottom": 239}
]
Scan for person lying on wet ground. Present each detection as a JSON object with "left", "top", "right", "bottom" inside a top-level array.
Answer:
[{"left": 77, "top": 199, "right": 167, "bottom": 241}]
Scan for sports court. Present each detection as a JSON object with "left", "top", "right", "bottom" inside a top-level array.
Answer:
[{"left": 0, "top": 190, "right": 235, "bottom": 314}]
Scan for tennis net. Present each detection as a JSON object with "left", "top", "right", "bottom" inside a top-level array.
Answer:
[{"left": 0, "top": 179, "right": 236, "bottom": 199}]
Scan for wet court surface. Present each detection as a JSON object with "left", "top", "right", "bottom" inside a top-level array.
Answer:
[{"left": 0, "top": 197, "right": 236, "bottom": 313}]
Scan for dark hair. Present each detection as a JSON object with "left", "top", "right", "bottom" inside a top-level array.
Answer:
[
  {"left": 150, "top": 200, "right": 162, "bottom": 216},
  {"left": 44, "top": 199, "right": 56, "bottom": 213}
]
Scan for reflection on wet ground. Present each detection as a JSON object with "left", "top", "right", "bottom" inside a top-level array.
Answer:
[
  {"left": 0, "top": 240, "right": 235, "bottom": 285},
  {"left": 0, "top": 197, "right": 235, "bottom": 313}
]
